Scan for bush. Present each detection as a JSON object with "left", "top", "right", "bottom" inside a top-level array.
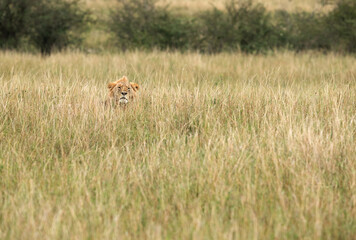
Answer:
[
  {"left": 109, "top": 0, "right": 195, "bottom": 51},
  {"left": 326, "top": 0, "right": 356, "bottom": 52},
  {"left": 0, "top": 0, "right": 89, "bottom": 55},
  {"left": 27, "top": 0, "right": 90, "bottom": 55},
  {"left": 194, "top": 8, "right": 234, "bottom": 53},
  {"left": 196, "top": 0, "right": 276, "bottom": 53},
  {"left": 1, "top": 0, "right": 356, "bottom": 54},
  {"left": 273, "top": 0, "right": 356, "bottom": 53},
  {"left": 0, "top": 0, "right": 33, "bottom": 49},
  {"left": 109, "top": 0, "right": 277, "bottom": 53},
  {"left": 274, "top": 11, "right": 330, "bottom": 51}
]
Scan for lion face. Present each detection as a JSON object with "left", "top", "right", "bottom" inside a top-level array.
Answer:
[{"left": 107, "top": 76, "right": 139, "bottom": 105}]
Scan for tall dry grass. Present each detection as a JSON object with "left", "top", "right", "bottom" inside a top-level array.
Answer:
[{"left": 0, "top": 51, "right": 355, "bottom": 239}]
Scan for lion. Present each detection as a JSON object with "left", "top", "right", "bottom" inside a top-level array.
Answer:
[{"left": 106, "top": 76, "right": 139, "bottom": 106}]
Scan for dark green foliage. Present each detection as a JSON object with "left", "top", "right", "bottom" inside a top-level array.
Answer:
[
  {"left": 0, "top": 0, "right": 33, "bottom": 48},
  {"left": 274, "top": 11, "right": 330, "bottom": 51},
  {"left": 0, "top": 0, "right": 89, "bottom": 55},
  {"left": 27, "top": 0, "right": 89, "bottom": 55},
  {"left": 193, "top": 8, "right": 229, "bottom": 53},
  {"left": 273, "top": 0, "right": 356, "bottom": 53},
  {"left": 108, "top": 0, "right": 356, "bottom": 54},
  {"left": 109, "top": 0, "right": 276, "bottom": 53},
  {"left": 227, "top": 1, "right": 275, "bottom": 53},
  {"left": 326, "top": 0, "right": 356, "bottom": 52},
  {"left": 1, "top": 0, "right": 356, "bottom": 54},
  {"left": 109, "top": 0, "right": 195, "bottom": 51},
  {"left": 196, "top": 0, "right": 275, "bottom": 53}
]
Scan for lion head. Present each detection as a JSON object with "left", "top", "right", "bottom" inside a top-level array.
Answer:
[{"left": 107, "top": 76, "right": 139, "bottom": 105}]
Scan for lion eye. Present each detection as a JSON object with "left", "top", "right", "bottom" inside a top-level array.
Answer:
[{"left": 128, "top": 88, "right": 131, "bottom": 90}]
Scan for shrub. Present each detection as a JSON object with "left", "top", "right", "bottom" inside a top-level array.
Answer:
[
  {"left": 150, "top": 14, "right": 195, "bottom": 51},
  {"left": 109, "top": 0, "right": 277, "bottom": 53},
  {"left": 195, "top": 0, "right": 276, "bottom": 53},
  {"left": 109, "top": 0, "right": 195, "bottom": 51},
  {"left": 326, "top": 0, "right": 356, "bottom": 52},
  {"left": 227, "top": 0, "right": 276, "bottom": 53},
  {"left": 27, "top": 0, "right": 89, "bottom": 55},
  {"left": 274, "top": 11, "right": 330, "bottom": 51},
  {"left": 273, "top": 0, "right": 356, "bottom": 53},
  {"left": 1, "top": 0, "right": 356, "bottom": 54},
  {"left": 194, "top": 8, "right": 234, "bottom": 53},
  {"left": 0, "top": 0, "right": 33, "bottom": 49}
]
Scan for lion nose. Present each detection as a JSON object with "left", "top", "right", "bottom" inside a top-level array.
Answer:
[{"left": 121, "top": 92, "right": 127, "bottom": 96}]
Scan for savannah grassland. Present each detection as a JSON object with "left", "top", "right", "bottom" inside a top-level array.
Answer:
[
  {"left": 1, "top": 51, "right": 355, "bottom": 239},
  {"left": 1, "top": 0, "right": 356, "bottom": 239}
]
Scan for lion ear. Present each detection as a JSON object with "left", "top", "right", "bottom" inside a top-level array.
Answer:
[
  {"left": 130, "top": 82, "right": 139, "bottom": 92},
  {"left": 108, "top": 82, "right": 116, "bottom": 90}
]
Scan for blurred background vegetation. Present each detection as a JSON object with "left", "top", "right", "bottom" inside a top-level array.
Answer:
[{"left": 0, "top": 0, "right": 355, "bottom": 55}]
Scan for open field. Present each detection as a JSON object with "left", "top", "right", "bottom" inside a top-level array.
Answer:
[{"left": 0, "top": 51, "right": 355, "bottom": 239}]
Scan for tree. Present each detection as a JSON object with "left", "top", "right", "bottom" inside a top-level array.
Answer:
[
  {"left": 0, "top": 0, "right": 33, "bottom": 48},
  {"left": 27, "top": 0, "right": 89, "bottom": 55}
]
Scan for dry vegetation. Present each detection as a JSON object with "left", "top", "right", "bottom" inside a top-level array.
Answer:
[
  {"left": 159, "top": 0, "right": 333, "bottom": 12},
  {"left": 85, "top": 0, "right": 334, "bottom": 12},
  {"left": 0, "top": 51, "right": 355, "bottom": 239}
]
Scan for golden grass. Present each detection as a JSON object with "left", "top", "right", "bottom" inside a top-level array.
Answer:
[{"left": 0, "top": 51, "right": 355, "bottom": 239}]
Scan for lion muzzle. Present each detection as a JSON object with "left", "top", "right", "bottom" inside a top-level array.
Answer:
[{"left": 119, "top": 95, "right": 129, "bottom": 104}]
